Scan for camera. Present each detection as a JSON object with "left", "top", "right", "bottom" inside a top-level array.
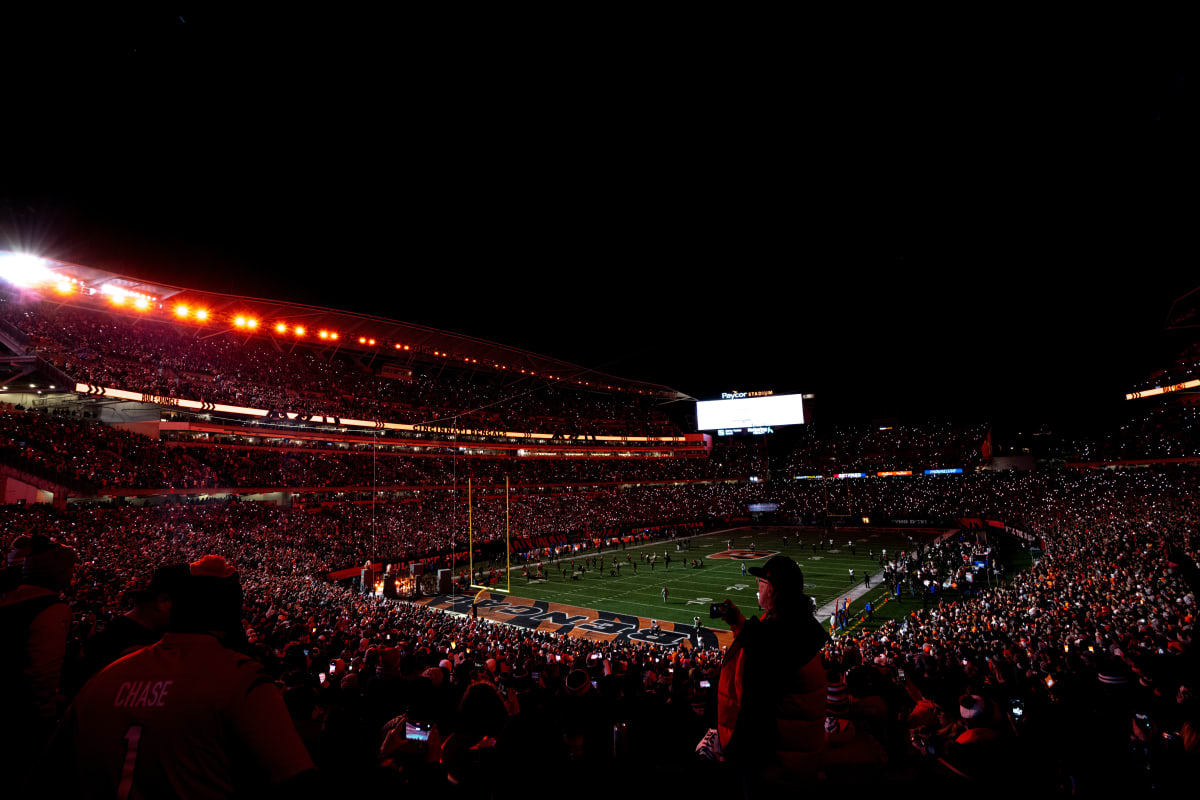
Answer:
[{"left": 710, "top": 600, "right": 732, "bottom": 619}]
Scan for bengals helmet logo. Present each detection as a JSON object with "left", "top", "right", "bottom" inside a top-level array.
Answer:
[{"left": 708, "top": 549, "right": 778, "bottom": 561}]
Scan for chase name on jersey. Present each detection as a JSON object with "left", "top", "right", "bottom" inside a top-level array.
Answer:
[{"left": 114, "top": 680, "right": 174, "bottom": 708}]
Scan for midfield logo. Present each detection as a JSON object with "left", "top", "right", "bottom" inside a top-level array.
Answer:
[{"left": 708, "top": 549, "right": 778, "bottom": 561}]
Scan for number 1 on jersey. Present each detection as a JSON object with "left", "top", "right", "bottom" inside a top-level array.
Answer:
[{"left": 118, "top": 724, "right": 143, "bottom": 800}]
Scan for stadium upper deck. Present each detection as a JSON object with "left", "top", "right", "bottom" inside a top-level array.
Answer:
[
  {"left": 0, "top": 252, "right": 698, "bottom": 449},
  {"left": 0, "top": 250, "right": 687, "bottom": 400}
]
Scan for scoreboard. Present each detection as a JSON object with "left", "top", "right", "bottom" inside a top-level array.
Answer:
[{"left": 696, "top": 391, "right": 806, "bottom": 435}]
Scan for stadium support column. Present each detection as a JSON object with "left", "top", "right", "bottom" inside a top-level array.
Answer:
[
  {"left": 468, "top": 478, "right": 473, "bottom": 584},
  {"left": 506, "top": 475, "right": 511, "bottom": 594}
]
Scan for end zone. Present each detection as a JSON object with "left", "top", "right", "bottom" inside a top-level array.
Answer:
[{"left": 415, "top": 591, "right": 734, "bottom": 649}]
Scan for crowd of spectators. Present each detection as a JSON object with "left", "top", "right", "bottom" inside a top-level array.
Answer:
[
  {"left": 784, "top": 421, "right": 990, "bottom": 474},
  {"left": 1063, "top": 404, "right": 1200, "bottom": 462},
  {"left": 0, "top": 405, "right": 220, "bottom": 490},
  {"left": 4, "top": 451, "right": 1198, "bottom": 792},
  {"left": 1129, "top": 342, "right": 1200, "bottom": 394},
  {"left": 0, "top": 406, "right": 753, "bottom": 491},
  {"left": 0, "top": 296, "right": 680, "bottom": 437},
  {"left": 4, "top": 291, "right": 1199, "bottom": 791}
]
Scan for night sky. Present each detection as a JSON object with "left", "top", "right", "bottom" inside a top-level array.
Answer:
[{"left": 2, "top": 11, "right": 1189, "bottom": 429}]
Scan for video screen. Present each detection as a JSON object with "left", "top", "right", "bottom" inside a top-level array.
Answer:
[{"left": 696, "top": 393, "right": 805, "bottom": 431}]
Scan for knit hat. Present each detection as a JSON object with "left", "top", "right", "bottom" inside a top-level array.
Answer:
[
  {"left": 565, "top": 669, "right": 591, "bottom": 696},
  {"left": 1098, "top": 659, "right": 1132, "bottom": 686},
  {"left": 171, "top": 555, "right": 243, "bottom": 635},
  {"left": 959, "top": 694, "right": 986, "bottom": 720},
  {"left": 422, "top": 666, "right": 444, "bottom": 687},
  {"left": 826, "top": 677, "right": 849, "bottom": 715}
]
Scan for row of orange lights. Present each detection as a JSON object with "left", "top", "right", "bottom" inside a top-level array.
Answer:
[{"left": 50, "top": 280, "right": 648, "bottom": 395}]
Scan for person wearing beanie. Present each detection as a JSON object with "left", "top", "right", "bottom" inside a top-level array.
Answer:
[
  {"left": 43, "top": 555, "right": 314, "bottom": 797},
  {"left": 0, "top": 535, "right": 77, "bottom": 779},
  {"left": 716, "top": 555, "right": 830, "bottom": 787}
]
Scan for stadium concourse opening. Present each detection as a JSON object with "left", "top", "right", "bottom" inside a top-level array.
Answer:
[{"left": 2, "top": 250, "right": 1198, "bottom": 794}]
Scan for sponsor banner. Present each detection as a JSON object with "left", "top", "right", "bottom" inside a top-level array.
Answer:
[
  {"left": 708, "top": 549, "right": 778, "bottom": 561},
  {"left": 876, "top": 471, "right": 912, "bottom": 477},
  {"left": 1005, "top": 525, "right": 1037, "bottom": 543},
  {"left": 415, "top": 592, "right": 731, "bottom": 649}
]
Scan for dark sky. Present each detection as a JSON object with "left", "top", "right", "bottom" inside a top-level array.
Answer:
[{"left": 1, "top": 11, "right": 1189, "bottom": 428}]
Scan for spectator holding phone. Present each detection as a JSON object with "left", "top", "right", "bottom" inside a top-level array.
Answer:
[{"left": 716, "top": 556, "right": 830, "bottom": 791}]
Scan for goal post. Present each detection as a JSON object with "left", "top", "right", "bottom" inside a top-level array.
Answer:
[{"left": 468, "top": 476, "right": 512, "bottom": 594}]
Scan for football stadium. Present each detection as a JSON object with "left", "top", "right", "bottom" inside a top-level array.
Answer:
[
  {"left": 0, "top": 20, "right": 1189, "bottom": 792},
  {"left": 1, "top": 245, "right": 1196, "bottom": 796}
]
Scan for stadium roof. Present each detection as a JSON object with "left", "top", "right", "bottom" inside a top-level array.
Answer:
[{"left": 0, "top": 251, "right": 692, "bottom": 400}]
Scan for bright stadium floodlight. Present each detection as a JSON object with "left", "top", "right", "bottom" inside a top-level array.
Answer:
[
  {"left": 318, "top": 330, "right": 329, "bottom": 339},
  {"left": 234, "top": 316, "right": 247, "bottom": 328},
  {"left": 56, "top": 279, "right": 74, "bottom": 294},
  {"left": 99, "top": 283, "right": 138, "bottom": 306},
  {"left": 0, "top": 253, "right": 54, "bottom": 287},
  {"left": 276, "top": 322, "right": 288, "bottom": 334},
  {"left": 195, "top": 309, "right": 209, "bottom": 321},
  {"left": 330, "top": 332, "right": 338, "bottom": 340},
  {"left": 134, "top": 296, "right": 149, "bottom": 310},
  {"left": 175, "top": 304, "right": 190, "bottom": 318},
  {"left": 246, "top": 318, "right": 258, "bottom": 329},
  {"left": 294, "top": 326, "right": 305, "bottom": 336}
]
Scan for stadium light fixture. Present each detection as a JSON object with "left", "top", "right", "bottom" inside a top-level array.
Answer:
[
  {"left": 276, "top": 322, "right": 287, "bottom": 334},
  {"left": 195, "top": 309, "right": 209, "bottom": 321},
  {"left": 134, "top": 297, "right": 149, "bottom": 310},
  {"left": 175, "top": 304, "right": 190, "bottom": 318},
  {"left": 0, "top": 253, "right": 54, "bottom": 287},
  {"left": 56, "top": 279, "right": 74, "bottom": 294},
  {"left": 294, "top": 326, "right": 305, "bottom": 336},
  {"left": 234, "top": 316, "right": 247, "bottom": 328},
  {"left": 368, "top": 338, "right": 376, "bottom": 346},
  {"left": 359, "top": 337, "right": 367, "bottom": 344},
  {"left": 330, "top": 332, "right": 338, "bottom": 340},
  {"left": 319, "top": 330, "right": 329, "bottom": 340},
  {"left": 246, "top": 318, "right": 258, "bottom": 330}
]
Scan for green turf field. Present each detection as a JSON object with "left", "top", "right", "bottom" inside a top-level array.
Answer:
[{"left": 481, "top": 526, "right": 943, "bottom": 629}]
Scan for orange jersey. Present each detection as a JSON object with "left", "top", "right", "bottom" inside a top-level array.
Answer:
[{"left": 50, "top": 633, "right": 312, "bottom": 798}]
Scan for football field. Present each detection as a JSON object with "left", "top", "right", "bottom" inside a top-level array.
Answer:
[{"left": 417, "top": 526, "right": 950, "bottom": 647}]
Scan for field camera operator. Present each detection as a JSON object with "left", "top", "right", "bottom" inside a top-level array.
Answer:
[{"left": 711, "top": 556, "right": 829, "bottom": 789}]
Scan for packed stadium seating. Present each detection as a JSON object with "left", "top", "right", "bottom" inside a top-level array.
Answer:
[
  {"left": 4, "top": 282, "right": 1198, "bottom": 793},
  {"left": 0, "top": 296, "right": 681, "bottom": 437}
]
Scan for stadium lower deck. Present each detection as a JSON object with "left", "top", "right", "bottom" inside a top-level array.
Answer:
[{"left": 416, "top": 525, "right": 953, "bottom": 648}]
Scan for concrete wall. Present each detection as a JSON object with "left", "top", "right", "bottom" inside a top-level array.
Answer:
[
  {"left": 3, "top": 475, "right": 54, "bottom": 506},
  {"left": 986, "top": 455, "right": 1036, "bottom": 472}
]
